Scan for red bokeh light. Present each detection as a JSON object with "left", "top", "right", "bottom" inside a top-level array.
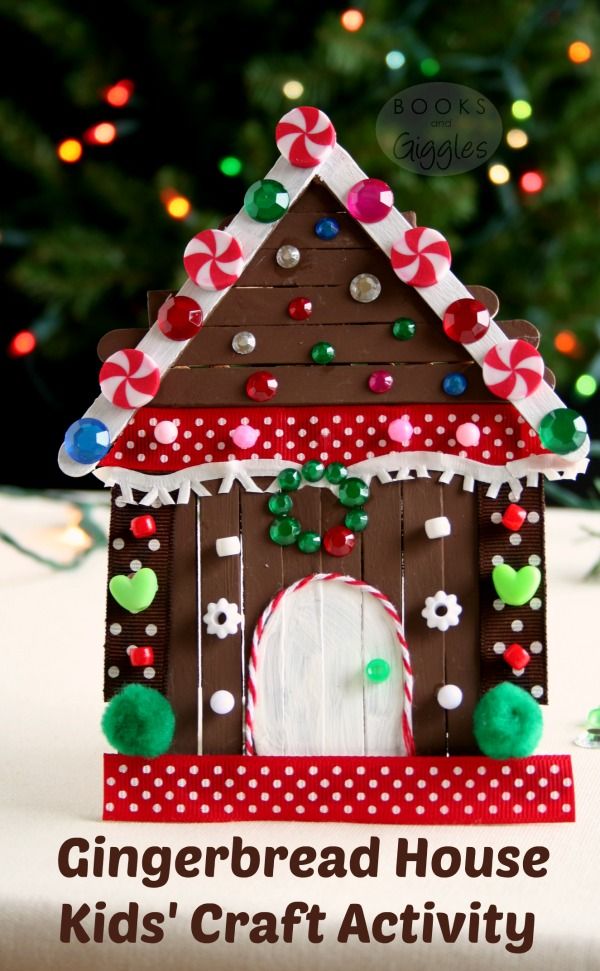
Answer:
[
  {"left": 104, "top": 79, "right": 134, "bottom": 107},
  {"left": 84, "top": 122, "right": 117, "bottom": 145},
  {"left": 520, "top": 171, "right": 544, "bottom": 194},
  {"left": 8, "top": 330, "right": 36, "bottom": 358}
]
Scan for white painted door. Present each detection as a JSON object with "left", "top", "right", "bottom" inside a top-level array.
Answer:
[{"left": 251, "top": 577, "right": 409, "bottom": 756}]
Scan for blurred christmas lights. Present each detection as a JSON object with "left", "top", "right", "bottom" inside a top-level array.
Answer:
[
  {"left": 420, "top": 57, "right": 440, "bottom": 76},
  {"left": 568, "top": 41, "right": 592, "bottom": 64},
  {"left": 164, "top": 194, "right": 191, "bottom": 220},
  {"left": 8, "top": 330, "right": 36, "bottom": 358},
  {"left": 84, "top": 122, "right": 117, "bottom": 146},
  {"left": 103, "top": 79, "right": 134, "bottom": 107},
  {"left": 341, "top": 8, "right": 364, "bottom": 31},
  {"left": 554, "top": 330, "right": 582, "bottom": 356},
  {"left": 385, "top": 51, "right": 406, "bottom": 69},
  {"left": 506, "top": 128, "right": 528, "bottom": 149},
  {"left": 520, "top": 170, "right": 544, "bottom": 194},
  {"left": 511, "top": 100, "right": 532, "bottom": 120},
  {"left": 282, "top": 80, "right": 304, "bottom": 99},
  {"left": 574, "top": 374, "right": 597, "bottom": 397},
  {"left": 219, "top": 156, "right": 243, "bottom": 177},
  {"left": 488, "top": 163, "right": 511, "bottom": 185},
  {"left": 57, "top": 139, "right": 83, "bottom": 163}
]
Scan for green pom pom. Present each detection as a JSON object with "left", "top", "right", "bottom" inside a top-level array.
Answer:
[
  {"left": 473, "top": 682, "right": 543, "bottom": 759},
  {"left": 102, "top": 684, "right": 175, "bottom": 757}
]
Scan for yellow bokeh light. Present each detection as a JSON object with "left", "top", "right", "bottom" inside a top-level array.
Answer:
[
  {"left": 341, "top": 8, "right": 364, "bottom": 31},
  {"left": 511, "top": 99, "right": 532, "bottom": 120},
  {"left": 57, "top": 138, "right": 83, "bottom": 163},
  {"left": 506, "top": 128, "right": 528, "bottom": 149},
  {"left": 488, "top": 163, "right": 511, "bottom": 185},
  {"left": 568, "top": 41, "right": 592, "bottom": 64},
  {"left": 282, "top": 80, "right": 304, "bottom": 100},
  {"left": 166, "top": 195, "right": 191, "bottom": 219}
]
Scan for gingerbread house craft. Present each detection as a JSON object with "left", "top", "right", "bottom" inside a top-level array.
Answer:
[{"left": 59, "top": 107, "right": 588, "bottom": 824}]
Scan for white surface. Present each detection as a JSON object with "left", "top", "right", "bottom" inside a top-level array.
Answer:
[{"left": 1, "top": 494, "right": 599, "bottom": 970}]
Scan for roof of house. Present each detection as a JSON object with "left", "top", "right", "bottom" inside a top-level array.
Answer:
[{"left": 58, "top": 106, "right": 589, "bottom": 500}]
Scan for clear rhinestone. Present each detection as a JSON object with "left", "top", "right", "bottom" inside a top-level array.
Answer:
[
  {"left": 349, "top": 273, "right": 381, "bottom": 303},
  {"left": 276, "top": 244, "right": 300, "bottom": 268},
  {"left": 232, "top": 331, "right": 256, "bottom": 355}
]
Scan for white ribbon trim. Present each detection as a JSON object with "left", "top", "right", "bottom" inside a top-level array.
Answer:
[{"left": 94, "top": 451, "right": 589, "bottom": 505}]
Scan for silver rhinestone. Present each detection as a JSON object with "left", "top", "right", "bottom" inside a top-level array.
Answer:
[
  {"left": 349, "top": 273, "right": 381, "bottom": 303},
  {"left": 107, "top": 666, "right": 120, "bottom": 678},
  {"left": 276, "top": 244, "right": 300, "bottom": 269},
  {"left": 231, "top": 331, "right": 256, "bottom": 355}
]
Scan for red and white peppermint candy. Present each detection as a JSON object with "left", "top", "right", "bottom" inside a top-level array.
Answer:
[
  {"left": 482, "top": 339, "right": 545, "bottom": 401},
  {"left": 275, "top": 106, "right": 336, "bottom": 168},
  {"left": 391, "top": 227, "right": 452, "bottom": 287},
  {"left": 99, "top": 349, "right": 161, "bottom": 409},
  {"left": 183, "top": 229, "right": 244, "bottom": 291}
]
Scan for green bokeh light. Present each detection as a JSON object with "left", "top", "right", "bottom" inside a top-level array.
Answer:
[
  {"left": 575, "top": 373, "right": 597, "bottom": 397},
  {"left": 511, "top": 99, "right": 532, "bottom": 120},
  {"left": 420, "top": 57, "right": 440, "bottom": 76},
  {"left": 219, "top": 156, "right": 243, "bottom": 177}
]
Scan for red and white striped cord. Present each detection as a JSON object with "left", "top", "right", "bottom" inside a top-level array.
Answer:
[{"left": 245, "top": 573, "right": 414, "bottom": 756}]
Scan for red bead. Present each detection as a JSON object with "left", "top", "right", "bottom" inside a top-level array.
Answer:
[
  {"left": 130, "top": 515, "right": 156, "bottom": 538},
  {"left": 323, "top": 525, "right": 356, "bottom": 557},
  {"left": 503, "top": 643, "right": 531, "bottom": 671},
  {"left": 501, "top": 503, "right": 527, "bottom": 531},
  {"left": 128, "top": 645, "right": 155, "bottom": 667},
  {"left": 245, "top": 370, "right": 278, "bottom": 402},
  {"left": 157, "top": 295, "right": 204, "bottom": 341},
  {"left": 443, "top": 298, "right": 490, "bottom": 344},
  {"left": 288, "top": 297, "right": 313, "bottom": 320}
]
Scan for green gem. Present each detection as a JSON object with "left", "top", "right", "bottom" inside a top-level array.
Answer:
[
  {"left": 268, "top": 493, "right": 293, "bottom": 516},
  {"left": 325, "top": 462, "right": 348, "bottom": 485},
  {"left": 586, "top": 707, "right": 600, "bottom": 734},
  {"left": 269, "top": 517, "right": 301, "bottom": 546},
  {"left": 297, "top": 531, "right": 321, "bottom": 554},
  {"left": 311, "top": 341, "right": 336, "bottom": 364},
  {"left": 365, "top": 658, "right": 391, "bottom": 683},
  {"left": 538, "top": 408, "right": 587, "bottom": 455},
  {"left": 302, "top": 459, "right": 325, "bottom": 482},
  {"left": 278, "top": 468, "right": 302, "bottom": 491},
  {"left": 338, "top": 477, "right": 370, "bottom": 508},
  {"left": 392, "top": 317, "right": 417, "bottom": 341},
  {"left": 345, "top": 508, "right": 369, "bottom": 532},
  {"left": 244, "top": 179, "right": 289, "bottom": 223}
]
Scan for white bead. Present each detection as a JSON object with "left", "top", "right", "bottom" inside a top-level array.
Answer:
[
  {"left": 154, "top": 420, "right": 178, "bottom": 445},
  {"left": 437, "top": 684, "right": 463, "bottom": 710},
  {"left": 210, "top": 690, "right": 235, "bottom": 715},
  {"left": 424, "top": 516, "right": 451, "bottom": 539},
  {"left": 215, "top": 536, "right": 241, "bottom": 557}
]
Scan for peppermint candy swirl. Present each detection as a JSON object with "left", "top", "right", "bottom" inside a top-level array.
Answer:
[
  {"left": 275, "top": 106, "right": 336, "bottom": 168},
  {"left": 183, "top": 229, "right": 244, "bottom": 291},
  {"left": 391, "top": 227, "right": 452, "bottom": 287}
]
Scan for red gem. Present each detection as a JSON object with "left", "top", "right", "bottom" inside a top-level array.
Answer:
[
  {"left": 157, "top": 295, "right": 204, "bottom": 341},
  {"left": 288, "top": 297, "right": 313, "bottom": 320},
  {"left": 503, "top": 643, "right": 531, "bottom": 671},
  {"left": 501, "top": 503, "right": 527, "bottom": 531},
  {"left": 130, "top": 515, "right": 156, "bottom": 538},
  {"left": 443, "top": 298, "right": 490, "bottom": 344},
  {"left": 368, "top": 370, "right": 394, "bottom": 393},
  {"left": 323, "top": 525, "right": 356, "bottom": 557},
  {"left": 128, "top": 645, "right": 155, "bottom": 667},
  {"left": 246, "top": 370, "right": 278, "bottom": 402}
]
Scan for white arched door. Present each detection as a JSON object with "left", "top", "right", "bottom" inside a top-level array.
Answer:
[{"left": 248, "top": 575, "right": 412, "bottom": 757}]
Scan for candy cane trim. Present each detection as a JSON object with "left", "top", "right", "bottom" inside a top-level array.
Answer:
[{"left": 245, "top": 573, "right": 414, "bottom": 757}]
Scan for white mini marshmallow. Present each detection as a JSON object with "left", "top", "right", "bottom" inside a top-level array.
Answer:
[
  {"left": 216, "top": 536, "right": 241, "bottom": 557},
  {"left": 424, "top": 516, "right": 451, "bottom": 540}
]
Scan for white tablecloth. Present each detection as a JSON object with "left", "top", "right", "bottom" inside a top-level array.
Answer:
[{"left": 1, "top": 494, "right": 599, "bottom": 970}]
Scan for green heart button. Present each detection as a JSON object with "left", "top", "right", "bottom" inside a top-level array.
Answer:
[
  {"left": 109, "top": 567, "right": 158, "bottom": 614},
  {"left": 492, "top": 564, "right": 541, "bottom": 607}
]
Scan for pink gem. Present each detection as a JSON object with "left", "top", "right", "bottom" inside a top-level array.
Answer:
[
  {"left": 388, "top": 418, "right": 413, "bottom": 446},
  {"left": 368, "top": 370, "right": 394, "bottom": 394},
  {"left": 154, "top": 420, "right": 178, "bottom": 445},
  {"left": 230, "top": 424, "right": 260, "bottom": 449},
  {"left": 456, "top": 422, "right": 481, "bottom": 447},
  {"left": 347, "top": 178, "right": 394, "bottom": 223}
]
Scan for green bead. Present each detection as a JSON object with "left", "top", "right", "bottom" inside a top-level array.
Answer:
[
  {"left": 244, "top": 179, "right": 289, "bottom": 222},
  {"left": 311, "top": 341, "right": 335, "bottom": 364},
  {"left": 538, "top": 408, "right": 587, "bottom": 455},
  {"left": 338, "top": 476, "right": 370, "bottom": 508},
  {"left": 302, "top": 459, "right": 325, "bottom": 482},
  {"left": 325, "top": 462, "right": 348, "bottom": 485},
  {"left": 268, "top": 493, "right": 293, "bottom": 516},
  {"left": 345, "top": 507, "right": 369, "bottom": 532},
  {"left": 269, "top": 517, "right": 301, "bottom": 546},
  {"left": 392, "top": 317, "right": 417, "bottom": 340},
  {"left": 586, "top": 707, "right": 600, "bottom": 734},
  {"left": 297, "top": 531, "right": 321, "bottom": 553},
  {"left": 365, "top": 659, "right": 391, "bottom": 683},
  {"left": 278, "top": 468, "right": 302, "bottom": 491}
]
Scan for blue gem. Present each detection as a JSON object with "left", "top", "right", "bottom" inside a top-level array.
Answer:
[
  {"left": 314, "top": 217, "right": 340, "bottom": 240},
  {"left": 64, "top": 418, "right": 111, "bottom": 464},
  {"left": 442, "top": 372, "right": 468, "bottom": 396}
]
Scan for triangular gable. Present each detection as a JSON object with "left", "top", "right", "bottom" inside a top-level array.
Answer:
[{"left": 58, "top": 118, "right": 589, "bottom": 481}]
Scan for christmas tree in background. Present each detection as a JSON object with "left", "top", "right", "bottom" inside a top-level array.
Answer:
[{"left": 1, "top": 0, "right": 598, "bottom": 493}]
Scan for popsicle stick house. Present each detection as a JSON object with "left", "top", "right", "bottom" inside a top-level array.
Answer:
[{"left": 60, "top": 107, "right": 588, "bottom": 770}]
